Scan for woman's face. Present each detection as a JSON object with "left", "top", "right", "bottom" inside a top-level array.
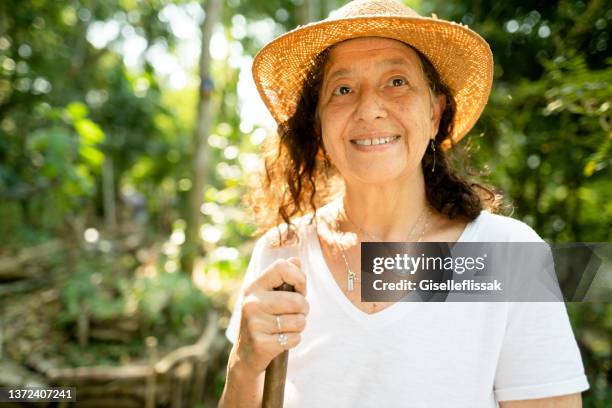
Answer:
[{"left": 317, "top": 37, "right": 445, "bottom": 186}]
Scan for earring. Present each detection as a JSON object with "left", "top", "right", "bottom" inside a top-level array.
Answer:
[{"left": 430, "top": 139, "right": 436, "bottom": 172}]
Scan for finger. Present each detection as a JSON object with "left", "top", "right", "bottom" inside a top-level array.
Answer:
[
  {"left": 254, "top": 258, "right": 307, "bottom": 296},
  {"left": 240, "top": 310, "right": 306, "bottom": 340},
  {"left": 259, "top": 331, "right": 302, "bottom": 352},
  {"left": 256, "top": 290, "right": 309, "bottom": 316},
  {"left": 287, "top": 256, "right": 301, "bottom": 269},
  {"left": 269, "top": 313, "right": 307, "bottom": 334}
]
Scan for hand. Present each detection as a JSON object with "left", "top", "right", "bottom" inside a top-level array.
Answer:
[{"left": 234, "top": 257, "right": 309, "bottom": 375}]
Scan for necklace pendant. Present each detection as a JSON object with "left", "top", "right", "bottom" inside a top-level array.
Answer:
[{"left": 348, "top": 271, "right": 355, "bottom": 291}]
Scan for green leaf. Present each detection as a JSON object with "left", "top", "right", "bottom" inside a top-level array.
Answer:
[
  {"left": 75, "top": 119, "right": 106, "bottom": 145},
  {"left": 79, "top": 145, "right": 105, "bottom": 167},
  {"left": 65, "top": 102, "right": 89, "bottom": 121}
]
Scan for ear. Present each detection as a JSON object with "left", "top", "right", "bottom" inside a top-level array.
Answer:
[{"left": 430, "top": 93, "right": 447, "bottom": 138}]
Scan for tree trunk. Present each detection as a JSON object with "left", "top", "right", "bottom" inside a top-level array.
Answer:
[
  {"left": 102, "top": 155, "right": 116, "bottom": 229},
  {"left": 297, "top": 0, "right": 318, "bottom": 24},
  {"left": 321, "top": 0, "right": 337, "bottom": 19},
  {"left": 182, "top": 0, "right": 223, "bottom": 274}
]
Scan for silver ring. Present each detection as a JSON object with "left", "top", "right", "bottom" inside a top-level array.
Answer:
[
  {"left": 277, "top": 333, "right": 289, "bottom": 348},
  {"left": 276, "top": 314, "right": 282, "bottom": 332}
]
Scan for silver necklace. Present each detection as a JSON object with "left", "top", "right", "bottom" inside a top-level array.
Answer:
[
  {"left": 344, "top": 205, "right": 430, "bottom": 243},
  {"left": 334, "top": 205, "right": 432, "bottom": 292}
]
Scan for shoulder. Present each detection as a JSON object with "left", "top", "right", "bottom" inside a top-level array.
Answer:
[
  {"left": 257, "top": 198, "right": 338, "bottom": 250},
  {"left": 467, "top": 210, "right": 545, "bottom": 242},
  {"left": 255, "top": 213, "right": 316, "bottom": 254}
]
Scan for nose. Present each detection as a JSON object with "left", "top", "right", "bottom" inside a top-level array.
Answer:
[{"left": 353, "top": 86, "right": 387, "bottom": 122}]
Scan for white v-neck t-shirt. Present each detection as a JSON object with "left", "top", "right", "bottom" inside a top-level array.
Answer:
[{"left": 225, "top": 207, "right": 589, "bottom": 407}]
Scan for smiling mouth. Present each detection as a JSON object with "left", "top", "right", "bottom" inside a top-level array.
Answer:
[{"left": 350, "top": 135, "right": 401, "bottom": 146}]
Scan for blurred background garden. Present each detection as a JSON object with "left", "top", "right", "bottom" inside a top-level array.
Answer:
[{"left": 0, "top": 0, "right": 610, "bottom": 406}]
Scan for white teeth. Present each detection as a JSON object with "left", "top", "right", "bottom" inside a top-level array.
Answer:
[{"left": 353, "top": 135, "right": 398, "bottom": 146}]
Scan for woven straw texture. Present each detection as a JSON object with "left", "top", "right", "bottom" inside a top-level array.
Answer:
[{"left": 252, "top": 0, "right": 493, "bottom": 148}]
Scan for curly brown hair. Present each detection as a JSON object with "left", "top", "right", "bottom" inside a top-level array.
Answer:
[{"left": 245, "top": 41, "right": 501, "bottom": 246}]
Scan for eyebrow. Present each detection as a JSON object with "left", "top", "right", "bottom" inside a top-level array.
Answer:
[{"left": 325, "top": 57, "right": 411, "bottom": 82}]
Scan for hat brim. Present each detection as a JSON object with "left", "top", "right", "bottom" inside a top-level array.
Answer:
[{"left": 252, "top": 15, "right": 493, "bottom": 149}]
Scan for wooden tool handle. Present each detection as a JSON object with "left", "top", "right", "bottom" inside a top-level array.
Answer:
[{"left": 262, "top": 282, "right": 295, "bottom": 408}]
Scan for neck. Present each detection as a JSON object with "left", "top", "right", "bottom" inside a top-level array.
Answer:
[{"left": 338, "top": 170, "right": 430, "bottom": 241}]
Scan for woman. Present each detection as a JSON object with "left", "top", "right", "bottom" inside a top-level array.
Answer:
[{"left": 219, "top": 1, "right": 589, "bottom": 406}]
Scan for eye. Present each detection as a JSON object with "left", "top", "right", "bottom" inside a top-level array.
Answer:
[
  {"left": 388, "top": 77, "right": 407, "bottom": 87},
  {"left": 332, "top": 85, "right": 352, "bottom": 96}
]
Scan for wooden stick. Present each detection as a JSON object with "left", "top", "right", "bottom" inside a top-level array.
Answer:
[{"left": 262, "top": 283, "right": 294, "bottom": 408}]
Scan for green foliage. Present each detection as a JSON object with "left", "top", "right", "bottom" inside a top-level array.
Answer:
[
  {"left": 59, "top": 255, "right": 123, "bottom": 326},
  {"left": 0, "top": 0, "right": 179, "bottom": 243},
  {"left": 0, "top": 101, "right": 104, "bottom": 242},
  {"left": 125, "top": 270, "right": 211, "bottom": 331},
  {"left": 59, "top": 249, "right": 210, "bottom": 337}
]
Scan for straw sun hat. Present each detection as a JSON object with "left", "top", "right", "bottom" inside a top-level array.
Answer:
[{"left": 252, "top": 0, "right": 493, "bottom": 148}]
